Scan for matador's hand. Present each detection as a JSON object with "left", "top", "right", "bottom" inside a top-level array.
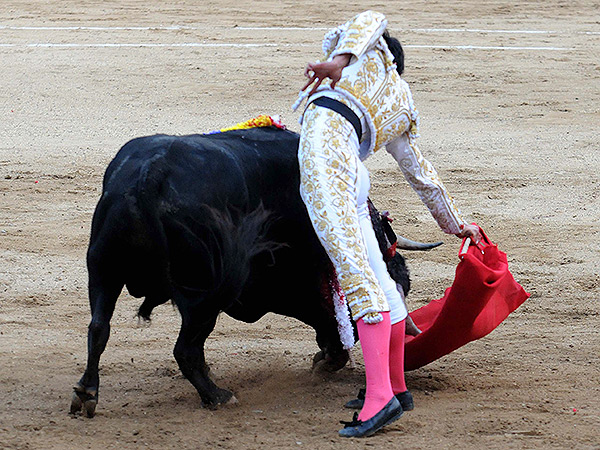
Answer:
[
  {"left": 301, "top": 54, "right": 352, "bottom": 97},
  {"left": 456, "top": 223, "right": 482, "bottom": 245}
]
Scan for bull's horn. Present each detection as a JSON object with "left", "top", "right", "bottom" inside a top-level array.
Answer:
[{"left": 395, "top": 235, "right": 443, "bottom": 251}]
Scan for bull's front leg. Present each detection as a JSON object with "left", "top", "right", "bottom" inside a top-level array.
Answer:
[
  {"left": 173, "top": 299, "right": 236, "bottom": 408},
  {"left": 71, "top": 278, "right": 122, "bottom": 417},
  {"left": 312, "top": 318, "right": 350, "bottom": 373}
]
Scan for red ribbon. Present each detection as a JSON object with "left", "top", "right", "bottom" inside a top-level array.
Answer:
[{"left": 384, "top": 241, "right": 397, "bottom": 262}]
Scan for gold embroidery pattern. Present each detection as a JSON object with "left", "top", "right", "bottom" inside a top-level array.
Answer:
[
  {"left": 336, "top": 55, "right": 415, "bottom": 154},
  {"left": 298, "top": 105, "right": 388, "bottom": 321},
  {"left": 305, "top": 10, "right": 465, "bottom": 239},
  {"left": 321, "top": 14, "right": 466, "bottom": 232},
  {"left": 317, "top": 10, "right": 420, "bottom": 157},
  {"left": 399, "top": 138, "right": 465, "bottom": 233},
  {"left": 325, "top": 11, "right": 387, "bottom": 61}
]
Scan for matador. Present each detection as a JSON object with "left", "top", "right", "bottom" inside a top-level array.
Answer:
[{"left": 294, "top": 10, "right": 481, "bottom": 437}]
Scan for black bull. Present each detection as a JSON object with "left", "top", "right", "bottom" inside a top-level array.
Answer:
[{"left": 71, "top": 126, "right": 432, "bottom": 417}]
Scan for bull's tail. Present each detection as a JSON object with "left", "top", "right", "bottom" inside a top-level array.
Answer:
[
  {"left": 175, "top": 204, "right": 280, "bottom": 307},
  {"left": 137, "top": 203, "right": 280, "bottom": 319},
  {"left": 124, "top": 138, "right": 281, "bottom": 319},
  {"left": 122, "top": 148, "right": 174, "bottom": 320}
]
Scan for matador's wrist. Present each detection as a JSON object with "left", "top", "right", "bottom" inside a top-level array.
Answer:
[{"left": 332, "top": 53, "right": 352, "bottom": 69}]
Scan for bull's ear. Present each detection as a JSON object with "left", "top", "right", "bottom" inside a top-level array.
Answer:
[
  {"left": 381, "top": 215, "right": 398, "bottom": 245},
  {"left": 367, "top": 197, "right": 376, "bottom": 213}
]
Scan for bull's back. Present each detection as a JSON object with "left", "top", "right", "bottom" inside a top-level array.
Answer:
[
  {"left": 89, "top": 127, "right": 305, "bottom": 298},
  {"left": 104, "top": 128, "right": 299, "bottom": 207}
]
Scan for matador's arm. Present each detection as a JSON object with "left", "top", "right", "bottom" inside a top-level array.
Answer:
[
  {"left": 326, "top": 10, "right": 388, "bottom": 63},
  {"left": 385, "top": 133, "right": 466, "bottom": 235}
]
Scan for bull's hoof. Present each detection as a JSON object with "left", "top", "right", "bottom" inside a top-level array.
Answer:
[
  {"left": 202, "top": 389, "right": 237, "bottom": 409},
  {"left": 71, "top": 384, "right": 98, "bottom": 418},
  {"left": 313, "top": 350, "right": 326, "bottom": 365},
  {"left": 405, "top": 316, "right": 422, "bottom": 337},
  {"left": 84, "top": 398, "right": 98, "bottom": 418},
  {"left": 311, "top": 350, "right": 349, "bottom": 374},
  {"left": 70, "top": 392, "right": 83, "bottom": 415},
  {"left": 224, "top": 394, "right": 238, "bottom": 406},
  {"left": 312, "top": 357, "right": 332, "bottom": 374}
]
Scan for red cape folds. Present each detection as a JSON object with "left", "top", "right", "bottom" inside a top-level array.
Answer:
[{"left": 404, "top": 228, "right": 529, "bottom": 371}]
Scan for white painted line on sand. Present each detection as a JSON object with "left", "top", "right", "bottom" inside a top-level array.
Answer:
[
  {"left": 225, "top": 26, "right": 597, "bottom": 35},
  {"left": 407, "top": 44, "right": 575, "bottom": 51},
  {"left": 0, "top": 42, "right": 575, "bottom": 51},
  {"left": 410, "top": 27, "right": 558, "bottom": 34},
  {"left": 0, "top": 24, "right": 597, "bottom": 35},
  {"left": 232, "top": 26, "right": 330, "bottom": 31},
  {"left": 22, "top": 42, "right": 280, "bottom": 48},
  {"left": 0, "top": 25, "right": 188, "bottom": 31}
]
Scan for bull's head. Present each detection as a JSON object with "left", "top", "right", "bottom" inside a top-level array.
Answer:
[{"left": 367, "top": 198, "right": 442, "bottom": 336}]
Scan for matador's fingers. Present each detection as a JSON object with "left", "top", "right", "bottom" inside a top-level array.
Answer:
[
  {"left": 304, "top": 63, "right": 314, "bottom": 78},
  {"left": 301, "top": 74, "right": 317, "bottom": 92},
  {"left": 307, "top": 77, "right": 324, "bottom": 96}
]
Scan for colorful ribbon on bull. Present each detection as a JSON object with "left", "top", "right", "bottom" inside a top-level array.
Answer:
[{"left": 206, "top": 115, "right": 286, "bottom": 134}]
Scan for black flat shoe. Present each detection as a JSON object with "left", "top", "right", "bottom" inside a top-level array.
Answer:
[
  {"left": 344, "top": 389, "right": 414, "bottom": 412},
  {"left": 338, "top": 396, "right": 403, "bottom": 438}
]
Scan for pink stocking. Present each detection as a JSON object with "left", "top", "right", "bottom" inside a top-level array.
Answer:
[
  {"left": 389, "top": 319, "right": 408, "bottom": 394},
  {"left": 356, "top": 312, "right": 394, "bottom": 421}
]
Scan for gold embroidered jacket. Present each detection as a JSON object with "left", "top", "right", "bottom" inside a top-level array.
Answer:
[{"left": 311, "top": 10, "right": 466, "bottom": 234}]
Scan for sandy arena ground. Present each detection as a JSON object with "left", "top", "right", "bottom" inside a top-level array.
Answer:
[{"left": 1, "top": 1, "right": 599, "bottom": 449}]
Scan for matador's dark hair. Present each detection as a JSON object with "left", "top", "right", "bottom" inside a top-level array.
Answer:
[{"left": 383, "top": 30, "right": 404, "bottom": 76}]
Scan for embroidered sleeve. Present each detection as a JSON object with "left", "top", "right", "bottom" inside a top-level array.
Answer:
[
  {"left": 385, "top": 133, "right": 466, "bottom": 234},
  {"left": 326, "top": 11, "right": 388, "bottom": 62}
]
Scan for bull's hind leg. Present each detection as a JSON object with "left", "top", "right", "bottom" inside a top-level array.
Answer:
[
  {"left": 70, "top": 276, "right": 122, "bottom": 417},
  {"left": 173, "top": 296, "right": 236, "bottom": 408}
]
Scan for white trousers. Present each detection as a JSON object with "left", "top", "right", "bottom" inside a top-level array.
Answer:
[
  {"left": 298, "top": 104, "right": 407, "bottom": 325},
  {"left": 355, "top": 162, "right": 407, "bottom": 325}
]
